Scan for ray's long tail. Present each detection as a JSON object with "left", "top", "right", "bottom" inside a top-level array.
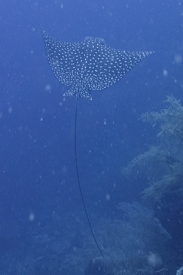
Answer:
[{"left": 74, "top": 96, "right": 105, "bottom": 259}]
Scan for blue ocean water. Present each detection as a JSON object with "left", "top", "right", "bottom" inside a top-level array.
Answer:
[{"left": 0, "top": 0, "right": 183, "bottom": 274}]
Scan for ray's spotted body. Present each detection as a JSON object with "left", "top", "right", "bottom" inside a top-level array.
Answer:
[{"left": 41, "top": 28, "right": 153, "bottom": 100}]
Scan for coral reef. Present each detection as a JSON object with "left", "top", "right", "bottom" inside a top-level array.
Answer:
[
  {"left": 123, "top": 96, "right": 183, "bottom": 205},
  {"left": 0, "top": 204, "right": 172, "bottom": 274},
  {"left": 122, "top": 96, "right": 183, "bottom": 271}
]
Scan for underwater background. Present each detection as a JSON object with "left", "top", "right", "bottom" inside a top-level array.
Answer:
[{"left": 0, "top": 0, "right": 183, "bottom": 274}]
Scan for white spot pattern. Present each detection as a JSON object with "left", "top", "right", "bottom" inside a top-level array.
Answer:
[{"left": 41, "top": 29, "right": 153, "bottom": 100}]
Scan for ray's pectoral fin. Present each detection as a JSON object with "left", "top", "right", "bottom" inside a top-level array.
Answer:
[
  {"left": 64, "top": 86, "right": 92, "bottom": 100},
  {"left": 63, "top": 86, "right": 77, "bottom": 97}
]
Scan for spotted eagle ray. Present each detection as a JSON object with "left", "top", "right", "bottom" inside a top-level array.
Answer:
[{"left": 40, "top": 26, "right": 153, "bottom": 258}]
